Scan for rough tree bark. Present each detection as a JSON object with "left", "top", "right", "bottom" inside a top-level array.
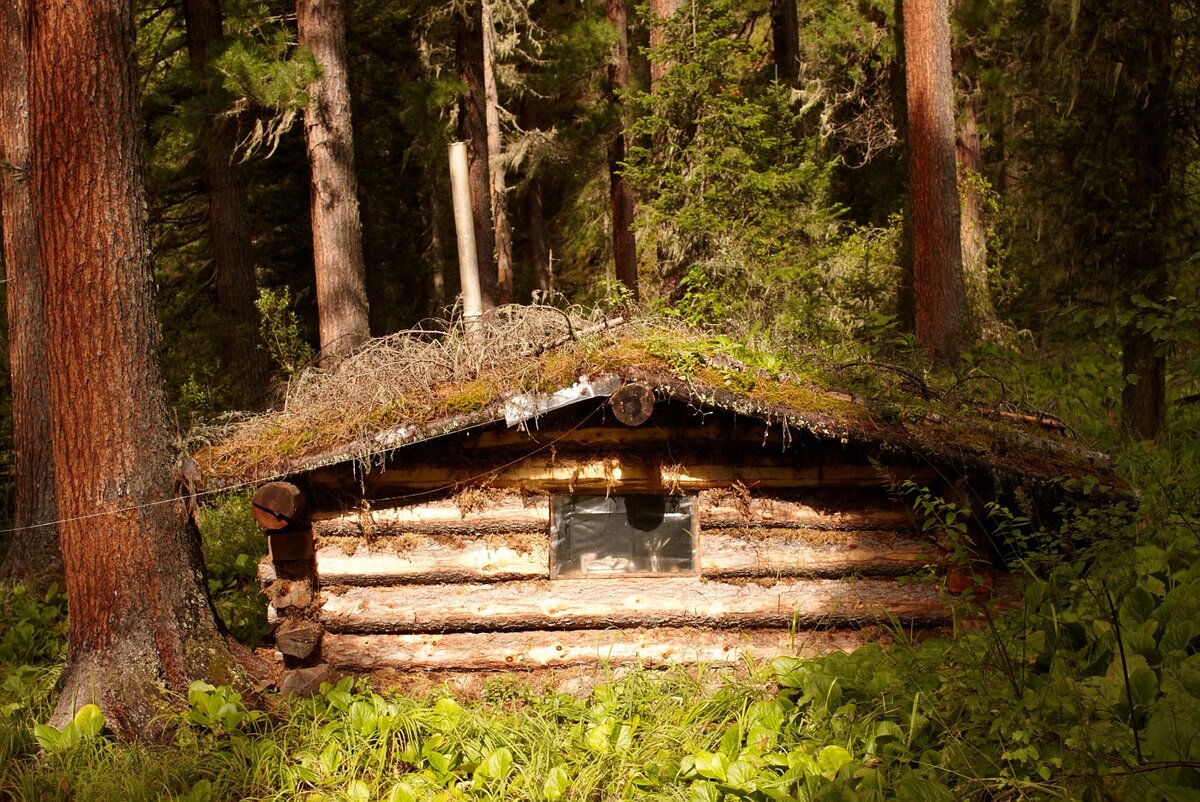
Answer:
[
  {"left": 955, "top": 79, "right": 997, "bottom": 331},
  {"left": 481, "top": 0, "right": 513, "bottom": 304},
  {"left": 649, "top": 0, "right": 684, "bottom": 91},
  {"left": 1119, "top": 2, "right": 1171, "bottom": 441},
  {"left": 183, "top": 0, "right": 270, "bottom": 405},
  {"left": 0, "top": 0, "right": 61, "bottom": 591},
  {"left": 770, "top": 0, "right": 800, "bottom": 85},
  {"left": 456, "top": 0, "right": 498, "bottom": 308},
  {"left": 606, "top": 0, "right": 638, "bottom": 300},
  {"left": 902, "top": 0, "right": 971, "bottom": 362},
  {"left": 29, "top": 0, "right": 247, "bottom": 737},
  {"left": 298, "top": 0, "right": 371, "bottom": 359}
]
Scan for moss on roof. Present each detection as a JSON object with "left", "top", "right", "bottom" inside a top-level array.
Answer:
[{"left": 192, "top": 308, "right": 1115, "bottom": 491}]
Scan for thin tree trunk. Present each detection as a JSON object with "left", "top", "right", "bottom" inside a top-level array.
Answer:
[
  {"left": 426, "top": 186, "right": 449, "bottom": 312},
  {"left": 955, "top": 80, "right": 996, "bottom": 330},
  {"left": 770, "top": 0, "right": 800, "bottom": 85},
  {"left": 481, "top": 0, "right": 512, "bottom": 304},
  {"left": 0, "top": 0, "right": 61, "bottom": 591},
  {"left": 183, "top": 0, "right": 270, "bottom": 406},
  {"left": 518, "top": 97, "right": 552, "bottom": 295},
  {"left": 29, "top": 0, "right": 243, "bottom": 737},
  {"left": 456, "top": 0, "right": 497, "bottom": 308},
  {"left": 298, "top": 0, "right": 371, "bottom": 359},
  {"left": 607, "top": 0, "right": 638, "bottom": 300},
  {"left": 902, "top": 0, "right": 971, "bottom": 362}
]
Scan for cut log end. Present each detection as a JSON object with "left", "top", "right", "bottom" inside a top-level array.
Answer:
[
  {"left": 253, "top": 481, "right": 307, "bottom": 530},
  {"left": 610, "top": 383, "right": 655, "bottom": 426}
]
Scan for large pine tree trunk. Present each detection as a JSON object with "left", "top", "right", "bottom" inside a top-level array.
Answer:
[
  {"left": 481, "top": 0, "right": 513, "bottom": 304},
  {"left": 456, "top": 0, "right": 497, "bottom": 308},
  {"left": 606, "top": 0, "right": 638, "bottom": 300},
  {"left": 183, "top": 0, "right": 270, "bottom": 406},
  {"left": 0, "top": 0, "right": 61, "bottom": 591},
  {"left": 298, "top": 0, "right": 371, "bottom": 359},
  {"left": 29, "top": 0, "right": 242, "bottom": 738},
  {"left": 902, "top": 0, "right": 971, "bottom": 362}
]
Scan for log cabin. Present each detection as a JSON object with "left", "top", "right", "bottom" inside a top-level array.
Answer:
[{"left": 194, "top": 316, "right": 1118, "bottom": 687}]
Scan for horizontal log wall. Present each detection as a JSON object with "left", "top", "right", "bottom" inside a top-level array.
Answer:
[
  {"left": 322, "top": 627, "right": 884, "bottom": 671},
  {"left": 262, "top": 478, "right": 964, "bottom": 670},
  {"left": 318, "top": 576, "right": 950, "bottom": 633},
  {"left": 261, "top": 492, "right": 939, "bottom": 587}
]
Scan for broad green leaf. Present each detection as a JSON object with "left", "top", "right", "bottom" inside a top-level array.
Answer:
[
  {"left": 434, "top": 697, "right": 462, "bottom": 720},
  {"left": 425, "top": 749, "right": 451, "bottom": 775},
  {"left": 476, "top": 747, "right": 513, "bottom": 780},
  {"left": 693, "top": 750, "right": 728, "bottom": 782},
  {"left": 1130, "top": 667, "right": 1160, "bottom": 708},
  {"left": 719, "top": 723, "right": 742, "bottom": 756},
  {"left": 72, "top": 704, "right": 104, "bottom": 738},
  {"left": 543, "top": 765, "right": 571, "bottom": 801},
  {"left": 724, "top": 759, "right": 758, "bottom": 791},
  {"left": 179, "top": 779, "right": 213, "bottom": 802},
  {"left": 817, "top": 745, "right": 854, "bottom": 778},
  {"left": 345, "top": 780, "right": 372, "bottom": 802},
  {"left": 33, "top": 723, "right": 63, "bottom": 753},
  {"left": 386, "top": 782, "right": 417, "bottom": 802}
]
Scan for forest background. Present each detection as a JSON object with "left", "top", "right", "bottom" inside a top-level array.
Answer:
[{"left": 2, "top": 0, "right": 1200, "bottom": 798}]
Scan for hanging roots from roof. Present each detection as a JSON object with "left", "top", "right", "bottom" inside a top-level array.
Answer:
[{"left": 193, "top": 305, "right": 635, "bottom": 482}]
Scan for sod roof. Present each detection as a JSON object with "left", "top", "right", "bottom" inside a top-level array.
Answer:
[{"left": 192, "top": 307, "right": 1115, "bottom": 493}]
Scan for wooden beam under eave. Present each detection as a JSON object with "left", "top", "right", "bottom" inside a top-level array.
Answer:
[{"left": 345, "top": 459, "right": 941, "bottom": 495}]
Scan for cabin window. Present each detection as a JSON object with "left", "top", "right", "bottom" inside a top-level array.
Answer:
[{"left": 551, "top": 494, "right": 696, "bottom": 578}]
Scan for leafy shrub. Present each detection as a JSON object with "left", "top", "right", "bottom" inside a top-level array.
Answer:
[{"left": 197, "top": 492, "right": 269, "bottom": 645}]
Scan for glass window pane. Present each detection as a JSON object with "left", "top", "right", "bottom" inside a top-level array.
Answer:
[{"left": 552, "top": 494, "right": 695, "bottom": 578}]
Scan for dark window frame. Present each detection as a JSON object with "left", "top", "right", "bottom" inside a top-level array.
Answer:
[{"left": 550, "top": 493, "right": 698, "bottom": 579}]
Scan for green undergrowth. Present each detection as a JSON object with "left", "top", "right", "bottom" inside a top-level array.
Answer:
[{"left": 198, "top": 491, "right": 269, "bottom": 646}]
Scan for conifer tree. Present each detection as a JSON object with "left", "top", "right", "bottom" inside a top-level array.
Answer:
[
  {"left": 29, "top": 0, "right": 246, "bottom": 737},
  {"left": 0, "top": 0, "right": 61, "bottom": 590},
  {"left": 298, "top": 0, "right": 371, "bottom": 359},
  {"left": 902, "top": 0, "right": 971, "bottom": 361}
]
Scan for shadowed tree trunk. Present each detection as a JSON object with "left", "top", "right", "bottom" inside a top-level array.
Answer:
[
  {"left": 902, "top": 0, "right": 971, "bottom": 361},
  {"left": 0, "top": 0, "right": 61, "bottom": 591},
  {"left": 519, "top": 96, "right": 552, "bottom": 294},
  {"left": 606, "top": 0, "right": 638, "bottom": 300},
  {"left": 456, "top": 0, "right": 497, "bottom": 308},
  {"left": 955, "top": 79, "right": 996, "bottom": 331},
  {"left": 481, "top": 0, "right": 513, "bottom": 304},
  {"left": 1119, "top": 1, "right": 1171, "bottom": 441},
  {"left": 183, "top": 0, "right": 270, "bottom": 406},
  {"left": 770, "top": 0, "right": 800, "bottom": 85},
  {"left": 298, "top": 0, "right": 371, "bottom": 359},
  {"left": 29, "top": 0, "right": 244, "bottom": 737}
]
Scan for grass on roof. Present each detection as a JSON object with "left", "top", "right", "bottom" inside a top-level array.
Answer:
[{"left": 191, "top": 305, "right": 1109, "bottom": 488}]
